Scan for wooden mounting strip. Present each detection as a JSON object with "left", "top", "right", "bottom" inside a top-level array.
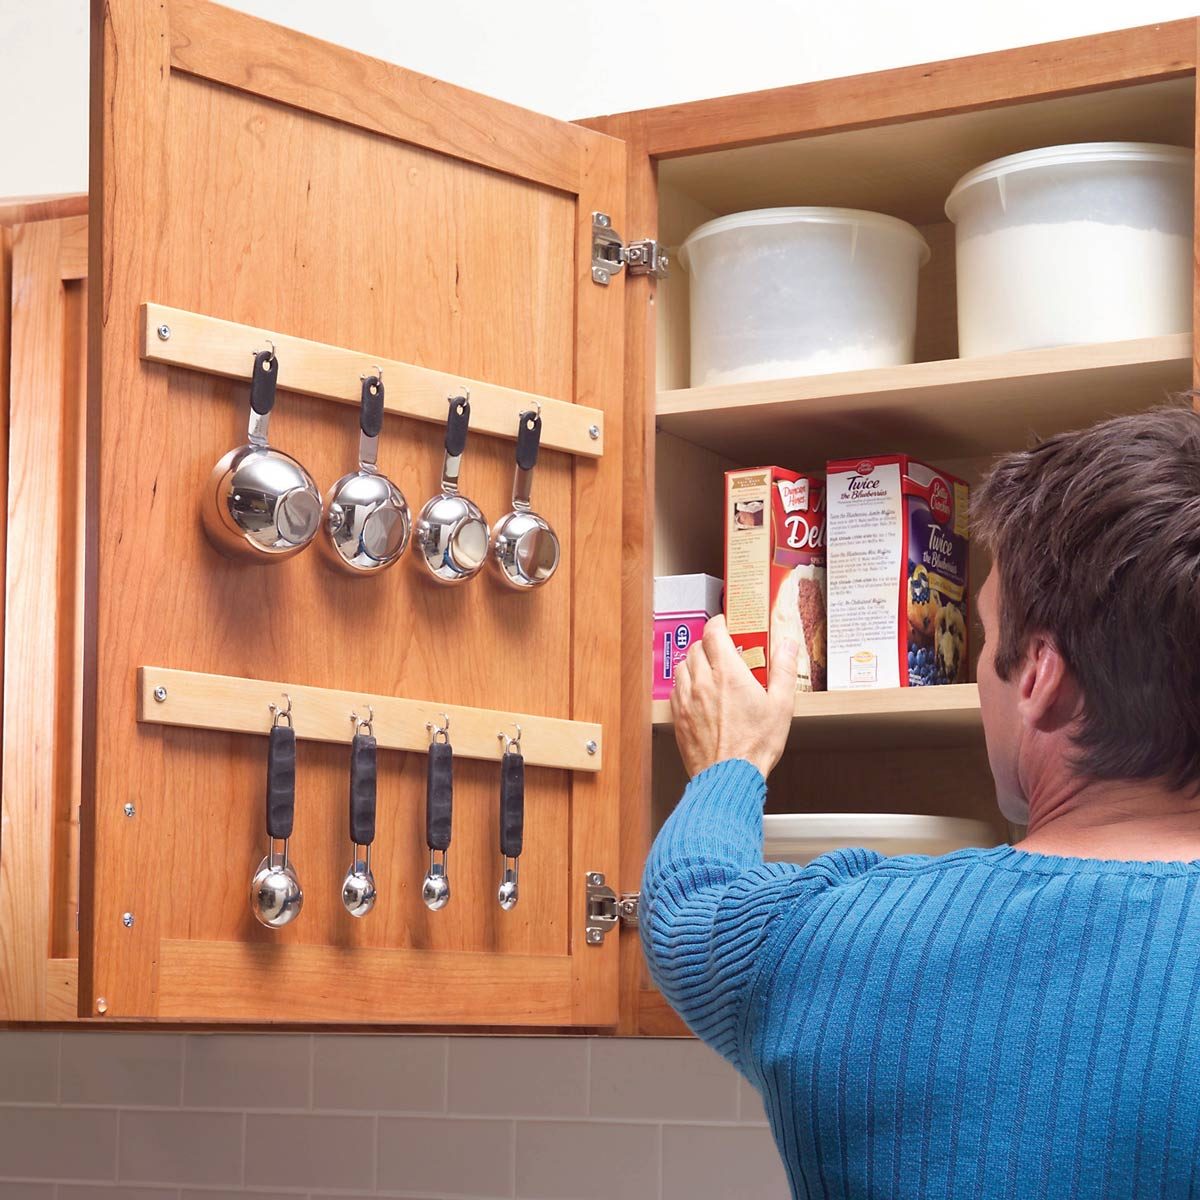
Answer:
[
  {"left": 139, "top": 303, "right": 605, "bottom": 458},
  {"left": 137, "top": 667, "right": 602, "bottom": 772}
]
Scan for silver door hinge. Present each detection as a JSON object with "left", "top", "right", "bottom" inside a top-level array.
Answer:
[
  {"left": 585, "top": 872, "right": 640, "bottom": 945},
  {"left": 592, "top": 213, "right": 669, "bottom": 286}
]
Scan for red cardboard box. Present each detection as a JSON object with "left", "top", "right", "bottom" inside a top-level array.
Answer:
[{"left": 724, "top": 466, "right": 827, "bottom": 691}]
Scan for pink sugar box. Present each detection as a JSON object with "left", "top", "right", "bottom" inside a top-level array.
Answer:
[{"left": 653, "top": 574, "right": 724, "bottom": 700}]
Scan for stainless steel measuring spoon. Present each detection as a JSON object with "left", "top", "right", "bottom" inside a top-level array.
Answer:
[
  {"left": 413, "top": 392, "right": 490, "bottom": 584},
  {"left": 422, "top": 714, "right": 453, "bottom": 911},
  {"left": 489, "top": 406, "right": 560, "bottom": 589},
  {"left": 341, "top": 708, "right": 378, "bottom": 918},
  {"left": 497, "top": 725, "right": 524, "bottom": 911},
  {"left": 250, "top": 695, "right": 304, "bottom": 928},
  {"left": 204, "top": 347, "right": 322, "bottom": 562},
  {"left": 321, "top": 372, "right": 411, "bottom": 574}
]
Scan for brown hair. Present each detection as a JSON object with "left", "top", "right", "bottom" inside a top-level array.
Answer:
[{"left": 973, "top": 402, "right": 1200, "bottom": 792}]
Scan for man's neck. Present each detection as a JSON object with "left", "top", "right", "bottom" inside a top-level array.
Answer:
[{"left": 1017, "top": 773, "right": 1200, "bottom": 862}]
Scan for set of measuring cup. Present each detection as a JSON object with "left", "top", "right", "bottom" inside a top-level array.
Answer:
[
  {"left": 203, "top": 348, "right": 560, "bottom": 589},
  {"left": 250, "top": 696, "right": 527, "bottom": 929}
]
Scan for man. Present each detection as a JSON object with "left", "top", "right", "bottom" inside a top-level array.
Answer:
[{"left": 643, "top": 406, "right": 1200, "bottom": 1199}]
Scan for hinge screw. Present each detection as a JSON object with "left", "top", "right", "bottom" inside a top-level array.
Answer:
[
  {"left": 122, "top": 912, "right": 135, "bottom": 928},
  {"left": 591, "top": 267, "right": 609, "bottom": 285},
  {"left": 156, "top": 323, "right": 171, "bottom": 341},
  {"left": 596, "top": 213, "right": 611, "bottom": 228},
  {"left": 95, "top": 996, "right": 108, "bottom": 1014},
  {"left": 587, "top": 872, "right": 604, "bottom": 886},
  {"left": 586, "top": 929, "right": 603, "bottom": 944},
  {"left": 123, "top": 802, "right": 136, "bottom": 818},
  {"left": 585, "top": 739, "right": 598, "bottom": 755},
  {"left": 588, "top": 425, "right": 600, "bottom": 441},
  {"left": 153, "top": 686, "right": 167, "bottom": 702}
]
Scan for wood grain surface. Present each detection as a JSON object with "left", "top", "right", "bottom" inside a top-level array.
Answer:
[{"left": 85, "top": 0, "right": 624, "bottom": 1024}]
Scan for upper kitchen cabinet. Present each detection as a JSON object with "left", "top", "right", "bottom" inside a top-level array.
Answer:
[
  {"left": 67, "top": 0, "right": 626, "bottom": 1024},
  {"left": 581, "top": 19, "right": 1200, "bottom": 1034}
]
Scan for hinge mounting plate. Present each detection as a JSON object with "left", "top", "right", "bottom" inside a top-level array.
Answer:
[
  {"left": 585, "top": 873, "right": 639, "bottom": 945},
  {"left": 591, "top": 213, "right": 669, "bottom": 286}
]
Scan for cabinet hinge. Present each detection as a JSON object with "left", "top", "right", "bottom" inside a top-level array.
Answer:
[
  {"left": 591, "top": 213, "right": 670, "bottom": 286},
  {"left": 585, "top": 873, "right": 640, "bottom": 945}
]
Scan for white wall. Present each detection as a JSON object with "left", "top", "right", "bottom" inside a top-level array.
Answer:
[{"left": 2, "top": 0, "right": 1199, "bottom": 199}]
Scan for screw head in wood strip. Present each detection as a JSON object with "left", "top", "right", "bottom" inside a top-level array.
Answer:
[
  {"left": 585, "top": 739, "right": 598, "bottom": 755},
  {"left": 95, "top": 997, "right": 108, "bottom": 1014},
  {"left": 122, "top": 912, "right": 135, "bottom": 928},
  {"left": 588, "top": 425, "right": 600, "bottom": 441},
  {"left": 123, "top": 802, "right": 136, "bottom": 818},
  {"left": 153, "top": 686, "right": 167, "bottom": 702},
  {"left": 156, "top": 323, "right": 171, "bottom": 340}
]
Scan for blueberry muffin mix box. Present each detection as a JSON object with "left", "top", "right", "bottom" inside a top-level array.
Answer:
[
  {"left": 724, "top": 466, "right": 827, "bottom": 692},
  {"left": 825, "top": 455, "right": 969, "bottom": 689}
]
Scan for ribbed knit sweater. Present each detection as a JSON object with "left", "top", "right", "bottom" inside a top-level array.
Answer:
[{"left": 641, "top": 758, "right": 1200, "bottom": 1199}]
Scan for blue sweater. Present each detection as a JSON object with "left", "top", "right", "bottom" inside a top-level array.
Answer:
[{"left": 642, "top": 758, "right": 1200, "bottom": 1199}]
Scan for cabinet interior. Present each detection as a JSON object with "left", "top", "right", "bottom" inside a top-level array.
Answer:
[{"left": 650, "top": 74, "right": 1196, "bottom": 845}]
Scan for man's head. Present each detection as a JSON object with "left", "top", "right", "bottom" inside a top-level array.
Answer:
[{"left": 973, "top": 404, "right": 1200, "bottom": 823}]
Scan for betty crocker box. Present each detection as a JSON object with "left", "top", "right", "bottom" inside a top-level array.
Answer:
[
  {"left": 724, "top": 467, "right": 826, "bottom": 692},
  {"left": 826, "top": 455, "right": 969, "bottom": 690}
]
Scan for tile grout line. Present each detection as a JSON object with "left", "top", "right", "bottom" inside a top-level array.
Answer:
[
  {"left": 373, "top": 1112, "right": 380, "bottom": 1194},
  {"left": 179, "top": 1035, "right": 187, "bottom": 1108},
  {"left": 308, "top": 1034, "right": 316, "bottom": 1111},
  {"left": 55, "top": 1031, "right": 64, "bottom": 1104},
  {"left": 113, "top": 1107, "right": 122, "bottom": 1184},
  {"left": 657, "top": 1122, "right": 665, "bottom": 1200},
  {"left": 240, "top": 1110, "right": 248, "bottom": 1187},
  {"left": 584, "top": 1037, "right": 592, "bottom": 1117},
  {"left": 508, "top": 1117, "right": 517, "bottom": 1198},
  {"left": 441, "top": 1038, "right": 450, "bottom": 1113}
]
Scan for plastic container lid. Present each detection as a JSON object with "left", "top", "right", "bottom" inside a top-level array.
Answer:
[
  {"left": 679, "top": 206, "right": 931, "bottom": 270},
  {"left": 763, "top": 812, "right": 996, "bottom": 860},
  {"left": 945, "top": 141, "right": 1193, "bottom": 219}
]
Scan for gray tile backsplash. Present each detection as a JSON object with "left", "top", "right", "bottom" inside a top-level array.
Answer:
[{"left": 0, "top": 1032, "right": 777, "bottom": 1200}]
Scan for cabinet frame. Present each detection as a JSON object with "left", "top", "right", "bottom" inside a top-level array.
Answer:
[{"left": 581, "top": 15, "right": 1200, "bottom": 1035}]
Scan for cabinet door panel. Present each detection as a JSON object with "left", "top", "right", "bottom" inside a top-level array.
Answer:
[
  {"left": 85, "top": 0, "right": 624, "bottom": 1024},
  {"left": 0, "top": 213, "right": 88, "bottom": 1022}
]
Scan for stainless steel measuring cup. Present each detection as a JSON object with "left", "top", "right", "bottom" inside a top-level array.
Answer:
[
  {"left": 413, "top": 392, "right": 489, "bottom": 584},
  {"left": 489, "top": 406, "right": 559, "bottom": 589}
]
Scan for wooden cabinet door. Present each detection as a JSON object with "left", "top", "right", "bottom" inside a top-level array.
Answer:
[
  {"left": 0, "top": 210, "right": 89, "bottom": 1021},
  {"left": 84, "top": 0, "right": 624, "bottom": 1024}
]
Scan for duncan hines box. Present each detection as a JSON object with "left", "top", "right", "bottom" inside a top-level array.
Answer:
[
  {"left": 826, "top": 455, "right": 969, "bottom": 690},
  {"left": 724, "top": 467, "right": 826, "bottom": 691}
]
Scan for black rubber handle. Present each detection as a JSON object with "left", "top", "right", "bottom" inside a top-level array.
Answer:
[
  {"left": 445, "top": 396, "right": 471, "bottom": 457},
  {"left": 348, "top": 732, "right": 377, "bottom": 846},
  {"left": 515, "top": 411, "right": 541, "bottom": 471},
  {"left": 265, "top": 724, "right": 296, "bottom": 840},
  {"left": 499, "top": 750, "right": 524, "bottom": 858},
  {"left": 249, "top": 350, "right": 278, "bottom": 416},
  {"left": 426, "top": 741, "right": 453, "bottom": 852},
  {"left": 360, "top": 376, "right": 384, "bottom": 438}
]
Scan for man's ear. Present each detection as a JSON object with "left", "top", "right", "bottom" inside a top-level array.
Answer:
[{"left": 1016, "top": 636, "right": 1079, "bottom": 732}]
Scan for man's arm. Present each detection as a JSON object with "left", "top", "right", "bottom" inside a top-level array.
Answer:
[{"left": 640, "top": 757, "right": 810, "bottom": 1066}]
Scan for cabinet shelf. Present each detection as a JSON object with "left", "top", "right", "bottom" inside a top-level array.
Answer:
[
  {"left": 652, "top": 683, "right": 982, "bottom": 749},
  {"left": 656, "top": 334, "right": 1191, "bottom": 467}
]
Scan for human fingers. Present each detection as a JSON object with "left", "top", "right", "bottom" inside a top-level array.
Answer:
[{"left": 766, "top": 636, "right": 800, "bottom": 714}]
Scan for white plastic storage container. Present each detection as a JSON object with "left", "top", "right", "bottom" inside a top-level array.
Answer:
[
  {"left": 679, "top": 208, "right": 930, "bottom": 387},
  {"left": 945, "top": 142, "right": 1194, "bottom": 357},
  {"left": 764, "top": 813, "right": 995, "bottom": 864}
]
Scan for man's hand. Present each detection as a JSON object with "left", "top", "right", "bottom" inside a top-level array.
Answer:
[{"left": 670, "top": 614, "right": 800, "bottom": 779}]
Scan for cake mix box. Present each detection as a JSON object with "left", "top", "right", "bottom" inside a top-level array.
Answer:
[
  {"left": 724, "top": 467, "right": 826, "bottom": 691},
  {"left": 826, "top": 455, "right": 969, "bottom": 690},
  {"left": 653, "top": 574, "right": 724, "bottom": 700}
]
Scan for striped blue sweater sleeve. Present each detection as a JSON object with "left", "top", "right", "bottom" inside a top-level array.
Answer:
[{"left": 641, "top": 757, "right": 880, "bottom": 1071}]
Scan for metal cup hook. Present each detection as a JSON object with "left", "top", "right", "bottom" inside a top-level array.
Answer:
[
  {"left": 499, "top": 723, "right": 522, "bottom": 755},
  {"left": 426, "top": 712, "right": 451, "bottom": 745},
  {"left": 269, "top": 693, "right": 293, "bottom": 728},
  {"left": 360, "top": 365, "right": 384, "bottom": 383},
  {"left": 351, "top": 705, "right": 374, "bottom": 737}
]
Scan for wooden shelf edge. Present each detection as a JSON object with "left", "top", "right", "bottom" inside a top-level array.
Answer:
[
  {"left": 657, "top": 335, "right": 1191, "bottom": 418},
  {"left": 652, "top": 683, "right": 981, "bottom": 728}
]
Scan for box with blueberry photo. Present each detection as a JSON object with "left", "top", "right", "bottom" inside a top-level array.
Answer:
[{"left": 826, "top": 455, "right": 969, "bottom": 689}]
